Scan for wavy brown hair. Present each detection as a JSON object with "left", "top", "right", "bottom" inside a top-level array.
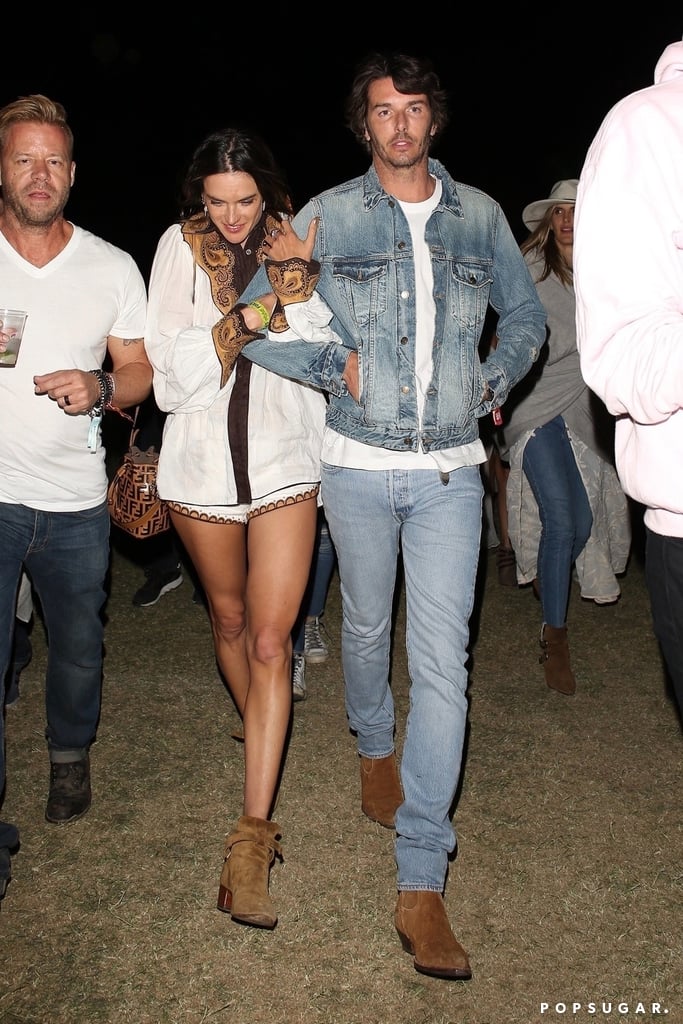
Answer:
[
  {"left": 344, "top": 52, "right": 449, "bottom": 152},
  {"left": 520, "top": 206, "right": 574, "bottom": 288}
]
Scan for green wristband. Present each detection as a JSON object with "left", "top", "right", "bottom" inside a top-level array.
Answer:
[{"left": 248, "top": 300, "right": 271, "bottom": 329}]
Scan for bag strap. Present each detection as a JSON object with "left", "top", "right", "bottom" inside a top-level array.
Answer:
[{"left": 128, "top": 405, "right": 140, "bottom": 447}]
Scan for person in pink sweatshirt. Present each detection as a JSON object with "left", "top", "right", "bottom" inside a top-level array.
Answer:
[{"left": 574, "top": 38, "right": 683, "bottom": 724}]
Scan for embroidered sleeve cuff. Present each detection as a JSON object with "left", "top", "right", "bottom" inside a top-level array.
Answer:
[
  {"left": 265, "top": 257, "right": 321, "bottom": 307},
  {"left": 268, "top": 301, "right": 289, "bottom": 334},
  {"left": 212, "top": 308, "right": 262, "bottom": 389}
]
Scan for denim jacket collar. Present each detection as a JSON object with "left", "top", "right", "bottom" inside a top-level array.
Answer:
[{"left": 361, "top": 158, "right": 464, "bottom": 219}]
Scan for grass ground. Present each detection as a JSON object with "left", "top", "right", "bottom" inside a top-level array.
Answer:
[{"left": 1, "top": 530, "right": 681, "bottom": 1024}]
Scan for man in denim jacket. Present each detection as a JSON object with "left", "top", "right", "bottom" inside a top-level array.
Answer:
[{"left": 240, "top": 52, "right": 545, "bottom": 978}]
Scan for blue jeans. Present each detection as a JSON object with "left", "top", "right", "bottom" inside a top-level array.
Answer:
[
  {"left": 645, "top": 528, "right": 683, "bottom": 719},
  {"left": 0, "top": 501, "right": 110, "bottom": 802},
  {"left": 522, "top": 416, "right": 593, "bottom": 626},
  {"left": 321, "top": 463, "right": 482, "bottom": 891},
  {"left": 292, "top": 510, "right": 336, "bottom": 653}
]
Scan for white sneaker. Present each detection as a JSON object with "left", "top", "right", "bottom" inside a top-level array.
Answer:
[
  {"left": 292, "top": 653, "right": 307, "bottom": 702},
  {"left": 304, "top": 616, "right": 329, "bottom": 664}
]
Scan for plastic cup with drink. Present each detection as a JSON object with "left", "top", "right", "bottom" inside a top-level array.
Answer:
[{"left": 0, "top": 309, "right": 28, "bottom": 367}]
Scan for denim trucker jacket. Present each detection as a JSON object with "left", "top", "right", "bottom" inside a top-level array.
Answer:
[{"left": 241, "top": 159, "right": 545, "bottom": 452}]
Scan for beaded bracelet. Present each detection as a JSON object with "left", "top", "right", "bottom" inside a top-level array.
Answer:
[
  {"left": 248, "top": 300, "right": 271, "bottom": 329},
  {"left": 103, "top": 371, "right": 116, "bottom": 410},
  {"left": 89, "top": 368, "right": 114, "bottom": 417}
]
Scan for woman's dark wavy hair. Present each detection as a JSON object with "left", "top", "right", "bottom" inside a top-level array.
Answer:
[
  {"left": 178, "top": 127, "right": 293, "bottom": 220},
  {"left": 521, "top": 206, "right": 574, "bottom": 289},
  {"left": 345, "top": 52, "right": 449, "bottom": 151}
]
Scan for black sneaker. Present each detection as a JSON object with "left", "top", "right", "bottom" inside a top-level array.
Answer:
[
  {"left": 132, "top": 564, "right": 183, "bottom": 607},
  {"left": 0, "top": 848, "right": 11, "bottom": 899},
  {"left": 5, "top": 676, "right": 20, "bottom": 707},
  {"left": 0, "top": 823, "right": 19, "bottom": 900},
  {"left": 45, "top": 756, "right": 92, "bottom": 824}
]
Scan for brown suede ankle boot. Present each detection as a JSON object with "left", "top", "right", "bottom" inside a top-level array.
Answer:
[
  {"left": 217, "top": 816, "right": 283, "bottom": 929},
  {"left": 395, "top": 891, "right": 472, "bottom": 980},
  {"left": 539, "top": 624, "right": 576, "bottom": 695},
  {"left": 360, "top": 753, "right": 403, "bottom": 829}
]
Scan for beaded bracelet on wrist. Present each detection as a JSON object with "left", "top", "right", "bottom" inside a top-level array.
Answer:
[
  {"left": 89, "top": 368, "right": 112, "bottom": 417},
  {"left": 88, "top": 368, "right": 133, "bottom": 421}
]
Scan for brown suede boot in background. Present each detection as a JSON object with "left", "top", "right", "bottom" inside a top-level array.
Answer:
[
  {"left": 217, "top": 815, "right": 283, "bottom": 929},
  {"left": 359, "top": 753, "right": 403, "bottom": 829},
  {"left": 539, "top": 623, "right": 576, "bottom": 695},
  {"left": 395, "top": 891, "right": 472, "bottom": 981}
]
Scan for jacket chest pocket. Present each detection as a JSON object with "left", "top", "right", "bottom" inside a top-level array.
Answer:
[
  {"left": 449, "top": 263, "right": 491, "bottom": 331},
  {"left": 332, "top": 260, "right": 388, "bottom": 328}
]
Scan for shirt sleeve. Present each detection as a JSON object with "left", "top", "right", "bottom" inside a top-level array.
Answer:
[{"left": 144, "top": 224, "right": 224, "bottom": 414}]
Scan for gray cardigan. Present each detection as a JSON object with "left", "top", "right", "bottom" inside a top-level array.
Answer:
[{"left": 501, "top": 253, "right": 613, "bottom": 463}]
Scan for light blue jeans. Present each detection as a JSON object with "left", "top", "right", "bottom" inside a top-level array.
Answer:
[
  {"left": 522, "top": 415, "right": 592, "bottom": 626},
  {"left": 321, "top": 462, "right": 483, "bottom": 891}
]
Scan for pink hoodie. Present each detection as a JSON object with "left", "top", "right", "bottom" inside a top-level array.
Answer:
[{"left": 574, "top": 40, "right": 683, "bottom": 537}]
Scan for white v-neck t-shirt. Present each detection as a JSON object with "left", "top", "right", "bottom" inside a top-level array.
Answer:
[{"left": 0, "top": 224, "right": 147, "bottom": 510}]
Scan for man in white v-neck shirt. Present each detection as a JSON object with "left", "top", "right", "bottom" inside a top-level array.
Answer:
[{"left": 0, "top": 94, "right": 151, "bottom": 892}]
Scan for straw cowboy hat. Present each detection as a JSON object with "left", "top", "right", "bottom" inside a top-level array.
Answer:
[{"left": 522, "top": 179, "right": 579, "bottom": 230}]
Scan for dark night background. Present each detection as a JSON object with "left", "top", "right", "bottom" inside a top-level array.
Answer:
[{"left": 3, "top": 19, "right": 682, "bottom": 282}]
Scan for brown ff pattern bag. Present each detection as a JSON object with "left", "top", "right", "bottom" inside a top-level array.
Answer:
[{"left": 107, "top": 413, "right": 170, "bottom": 539}]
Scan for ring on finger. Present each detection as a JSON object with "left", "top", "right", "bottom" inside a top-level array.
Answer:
[{"left": 64, "top": 395, "right": 71, "bottom": 406}]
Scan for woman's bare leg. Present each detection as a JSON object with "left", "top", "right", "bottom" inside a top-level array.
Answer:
[
  {"left": 169, "top": 511, "right": 252, "bottom": 713},
  {"left": 242, "top": 498, "right": 317, "bottom": 817},
  {"left": 170, "top": 498, "right": 317, "bottom": 818}
]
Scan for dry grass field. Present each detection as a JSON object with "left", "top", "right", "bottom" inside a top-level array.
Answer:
[{"left": 1, "top": 518, "right": 681, "bottom": 1024}]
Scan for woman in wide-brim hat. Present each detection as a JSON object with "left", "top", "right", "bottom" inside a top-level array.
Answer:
[
  {"left": 499, "top": 179, "right": 631, "bottom": 695},
  {"left": 521, "top": 179, "right": 579, "bottom": 231}
]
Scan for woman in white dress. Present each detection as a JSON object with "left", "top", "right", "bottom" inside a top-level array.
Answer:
[{"left": 145, "top": 128, "right": 325, "bottom": 930}]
